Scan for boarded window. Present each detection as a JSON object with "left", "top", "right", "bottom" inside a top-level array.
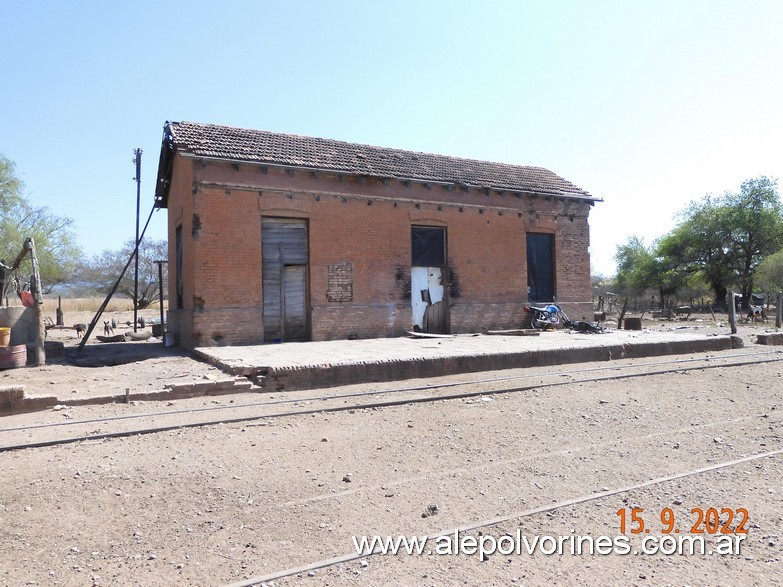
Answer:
[
  {"left": 411, "top": 226, "right": 445, "bottom": 267},
  {"left": 527, "top": 233, "right": 555, "bottom": 302}
]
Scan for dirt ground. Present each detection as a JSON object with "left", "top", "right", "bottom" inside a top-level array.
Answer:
[
  {"left": 0, "top": 312, "right": 781, "bottom": 586},
  {"left": 4, "top": 310, "right": 226, "bottom": 400},
  {"left": 6, "top": 309, "right": 776, "bottom": 401}
]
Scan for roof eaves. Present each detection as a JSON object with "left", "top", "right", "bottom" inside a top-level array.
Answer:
[{"left": 177, "top": 152, "right": 601, "bottom": 202}]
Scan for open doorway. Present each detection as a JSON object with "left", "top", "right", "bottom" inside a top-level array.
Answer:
[{"left": 411, "top": 226, "right": 448, "bottom": 334}]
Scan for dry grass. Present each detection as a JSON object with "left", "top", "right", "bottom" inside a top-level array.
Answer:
[{"left": 42, "top": 297, "right": 167, "bottom": 314}]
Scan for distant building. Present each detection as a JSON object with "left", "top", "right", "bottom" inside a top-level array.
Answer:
[{"left": 154, "top": 121, "right": 600, "bottom": 348}]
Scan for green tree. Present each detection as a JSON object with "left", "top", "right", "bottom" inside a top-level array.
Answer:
[
  {"left": 615, "top": 236, "right": 655, "bottom": 293},
  {"left": 615, "top": 236, "right": 686, "bottom": 308},
  {"left": 657, "top": 177, "right": 783, "bottom": 307},
  {"left": 656, "top": 199, "right": 734, "bottom": 304},
  {"left": 84, "top": 238, "right": 168, "bottom": 310},
  {"left": 755, "top": 248, "right": 783, "bottom": 293},
  {"left": 0, "top": 154, "right": 82, "bottom": 294},
  {"left": 726, "top": 177, "right": 783, "bottom": 303}
]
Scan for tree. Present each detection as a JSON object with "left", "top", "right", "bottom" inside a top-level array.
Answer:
[
  {"left": 0, "top": 154, "right": 82, "bottom": 293},
  {"left": 656, "top": 199, "right": 734, "bottom": 304},
  {"left": 725, "top": 177, "right": 783, "bottom": 303},
  {"left": 615, "top": 236, "right": 655, "bottom": 294},
  {"left": 755, "top": 248, "right": 783, "bottom": 293},
  {"left": 85, "top": 238, "right": 168, "bottom": 310},
  {"left": 615, "top": 235, "right": 686, "bottom": 308},
  {"left": 657, "top": 177, "right": 783, "bottom": 307}
]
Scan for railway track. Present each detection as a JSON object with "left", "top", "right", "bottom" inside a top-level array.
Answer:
[
  {"left": 221, "top": 447, "right": 783, "bottom": 587},
  {"left": 1, "top": 349, "right": 781, "bottom": 452}
]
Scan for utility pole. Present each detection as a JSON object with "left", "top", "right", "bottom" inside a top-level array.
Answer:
[{"left": 133, "top": 148, "right": 142, "bottom": 333}]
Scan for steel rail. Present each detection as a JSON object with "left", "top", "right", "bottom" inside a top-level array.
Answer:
[
  {"left": 1, "top": 353, "right": 781, "bottom": 453},
  {"left": 221, "top": 447, "right": 783, "bottom": 587},
  {"left": 2, "top": 349, "right": 778, "bottom": 435}
]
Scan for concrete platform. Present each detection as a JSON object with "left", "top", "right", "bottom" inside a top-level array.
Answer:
[{"left": 195, "top": 328, "right": 743, "bottom": 392}]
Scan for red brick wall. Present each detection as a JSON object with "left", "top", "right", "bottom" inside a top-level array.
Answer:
[
  {"left": 165, "top": 155, "right": 595, "bottom": 347},
  {"left": 165, "top": 155, "right": 194, "bottom": 346}
]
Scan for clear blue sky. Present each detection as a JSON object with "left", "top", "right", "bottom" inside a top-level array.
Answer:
[{"left": 2, "top": 0, "right": 782, "bottom": 276}]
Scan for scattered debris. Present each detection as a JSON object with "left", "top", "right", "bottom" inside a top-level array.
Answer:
[
  {"left": 421, "top": 504, "right": 439, "bottom": 518},
  {"left": 96, "top": 334, "right": 126, "bottom": 343},
  {"left": 405, "top": 331, "right": 454, "bottom": 339},
  {"left": 486, "top": 329, "right": 540, "bottom": 336}
]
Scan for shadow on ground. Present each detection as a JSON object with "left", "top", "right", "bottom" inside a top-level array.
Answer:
[{"left": 64, "top": 342, "right": 192, "bottom": 368}]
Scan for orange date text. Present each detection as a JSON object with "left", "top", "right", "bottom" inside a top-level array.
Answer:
[{"left": 615, "top": 507, "right": 749, "bottom": 535}]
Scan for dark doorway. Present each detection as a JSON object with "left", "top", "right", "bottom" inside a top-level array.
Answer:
[
  {"left": 527, "top": 233, "right": 555, "bottom": 303},
  {"left": 262, "top": 218, "right": 309, "bottom": 342}
]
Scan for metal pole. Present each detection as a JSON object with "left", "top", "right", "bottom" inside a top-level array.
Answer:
[
  {"left": 133, "top": 148, "right": 142, "bottom": 333},
  {"left": 777, "top": 292, "right": 782, "bottom": 329},
  {"left": 78, "top": 203, "right": 156, "bottom": 351}
]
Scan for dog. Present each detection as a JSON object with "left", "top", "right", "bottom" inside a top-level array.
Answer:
[
  {"left": 103, "top": 320, "right": 115, "bottom": 336},
  {"left": 674, "top": 306, "right": 692, "bottom": 320},
  {"left": 74, "top": 323, "right": 87, "bottom": 338},
  {"left": 747, "top": 305, "right": 767, "bottom": 322}
]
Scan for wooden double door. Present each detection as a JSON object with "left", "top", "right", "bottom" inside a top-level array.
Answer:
[{"left": 262, "top": 218, "right": 309, "bottom": 342}]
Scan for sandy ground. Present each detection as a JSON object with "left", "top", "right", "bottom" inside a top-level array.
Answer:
[
  {"left": 4, "top": 310, "right": 227, "bottom": 400},
  {"left": 0, "top": 313, "right": 781, "bottom": 586},
  {"left": 6, "top": 309, "right": 777, "bottom": 402}
]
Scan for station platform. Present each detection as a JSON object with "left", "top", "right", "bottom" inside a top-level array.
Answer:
[{"left": 195, "top": 327, "right": 743, "bottom": 392}]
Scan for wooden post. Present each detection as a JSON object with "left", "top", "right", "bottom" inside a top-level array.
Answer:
[
  {"left": 617, "top": 297, "right": 629, "bottom": 330},
  {"left": 726, "top": 290, "right": 737, "bottom": 335},
  {"left": 25, "top": 238, "right": 46, "bottom": 366},
  {"left": 56, "top": 295, "right": 64, "bottom": 326},
  {"left": 777, "top": 292, "right": 782, "bottom": 329}
]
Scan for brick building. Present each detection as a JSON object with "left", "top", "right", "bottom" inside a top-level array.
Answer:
[{"left": 154, "top": 121, "right": 600, "bottom": 348}]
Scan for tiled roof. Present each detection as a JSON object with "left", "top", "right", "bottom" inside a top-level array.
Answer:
[{"left": 165, "top": 121, "right": 596, "bottom": 200}]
